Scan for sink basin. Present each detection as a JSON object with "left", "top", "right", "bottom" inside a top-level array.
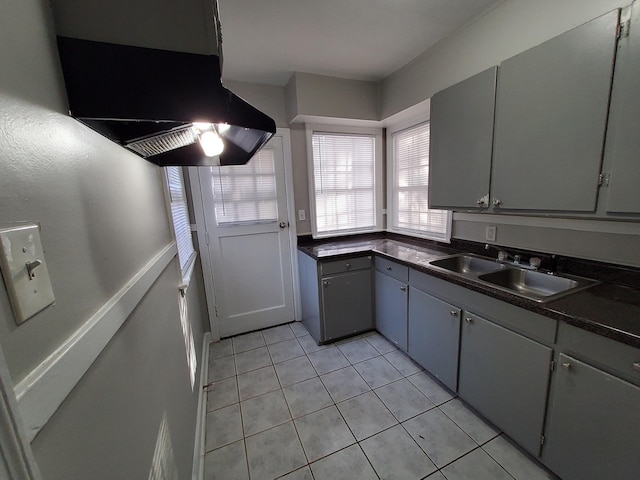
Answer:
[
  {"left": 430, "top": 254, "right": 507, "bottom": 276},
  {"left": 478, "top": 268, "right": 599, "bottom": 302}
]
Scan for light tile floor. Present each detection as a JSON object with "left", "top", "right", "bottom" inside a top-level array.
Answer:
[{"left": 204, "top": 323, "right": 557, "bottom": 480}]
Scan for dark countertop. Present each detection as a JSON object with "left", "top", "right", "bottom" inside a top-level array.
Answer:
[{"left": 298, "top": 237, "right": 640, "bottom": 349}]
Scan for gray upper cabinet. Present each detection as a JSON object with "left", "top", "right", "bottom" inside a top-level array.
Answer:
[
  {"left": 491, "top": 10, "right": 619, "bottom": 212},
  {"left": 543, "top": 354, "right": 640, "bottom": 480},
  {"left": 429, "top": 67, "right": 497, "bottom": 210},
  {"left": 604, "top": 3, "right": 640, "bottom": 214}
]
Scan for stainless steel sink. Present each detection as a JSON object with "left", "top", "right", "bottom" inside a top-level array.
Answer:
[
  {"left": 429, "top": 254, "right": 507, "bottom": 276},
  {"left": 428, "top": 253, "right": 599, "bottom": 303},
  {"left": 478, "top": 268, "right": 599, "bottom": 302}
]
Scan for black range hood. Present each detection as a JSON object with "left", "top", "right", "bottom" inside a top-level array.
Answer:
[{"left": 56, "top": 36, "right": 276, "bottom": 166}]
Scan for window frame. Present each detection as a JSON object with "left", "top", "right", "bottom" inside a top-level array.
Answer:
[
  {"left": 386, "top": 119, "right": 452, "bottom": 242},
  {"left": 163, "top": 166, "right": 197, "bottom": 287},
  {"left": 306, "top": 124, "right": 384, "bottom": 239}
]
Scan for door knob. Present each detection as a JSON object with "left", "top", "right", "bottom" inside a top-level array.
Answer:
[{"left": 279, "top": 221, "right": 287, "bottom": 229}]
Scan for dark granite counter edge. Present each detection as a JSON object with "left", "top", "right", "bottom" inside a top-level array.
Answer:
[{"left": 297, "top": 237, "right": 640, "bottom": 349}]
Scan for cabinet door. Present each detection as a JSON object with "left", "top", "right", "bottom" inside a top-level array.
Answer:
[
  {"left": 605, "top": 4, "right": 640, "bottom": 213},
  {"left": 374, "top": 271, "right": 408, "bottom": 351},
  {"left": 408, "top": 288, "right": 460, "bottom": 391},
  {"left": 322, "top": 270, "right": 373, "bottom": 342},
  {"left": 543, "top": 354, "right": 640, "bottom": 480},
  {"left": 429, "top": 67, "right": 497, "bottom": 209},
  {"left": 491, "top": 10, "right": 619, "bottom": 212},
  {"left": 458, "top": 313, "right": 552, "bottom": 455}
]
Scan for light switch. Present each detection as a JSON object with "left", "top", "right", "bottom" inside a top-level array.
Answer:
[{"left": 0, "top": 224, "right": 55, "bottom": 325}]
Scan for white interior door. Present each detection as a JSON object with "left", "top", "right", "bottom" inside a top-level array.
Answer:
[{"left": 198, "top": 135, "right": 295, "bottom": 337}]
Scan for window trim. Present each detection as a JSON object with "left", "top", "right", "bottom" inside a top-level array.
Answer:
[
  {"left": 386, "top": 119, "right": 452, "bottom": 242},
  {"left": 306, "top": 124, "right": 384, "bottom": 239},
  {"left": 163, "top": 166, "right": 198, "bottom": 287}
]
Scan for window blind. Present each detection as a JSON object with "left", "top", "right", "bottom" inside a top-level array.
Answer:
[
  {"left": 311, "top": 132, "right": 377, "bottom": 236},
  {"left": 391, "top": 122, "right": 451, "bottom": 241},
  {"left": 165, "top": 167, "right": 196, "bottom": 277},
  {"left": 212, "top": 148, "right": 278, "bottom": 226}
]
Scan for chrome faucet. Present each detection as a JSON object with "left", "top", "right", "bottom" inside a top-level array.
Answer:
[{"left": 485, "top": 244, "right": 541, "bottom": 270}]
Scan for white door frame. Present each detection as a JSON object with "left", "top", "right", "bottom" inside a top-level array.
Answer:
[
  {"left": 0, "top": 345, "right": 42, "bottom": 480},
  {"left": 189, "top": 128, "right": 300, "bottom": 340}
]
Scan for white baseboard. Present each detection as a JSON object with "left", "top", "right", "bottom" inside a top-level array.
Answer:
[
  {"left": 192, "top": 332, "right": 211, "bottom": 480},
  {"left": 15, "top": 242, "right": 177, "bottom": 442}
]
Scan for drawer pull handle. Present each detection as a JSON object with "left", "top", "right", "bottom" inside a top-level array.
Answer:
[
  {"left": 450, "top": 310, "right": 458, "bottom": 316},
  {"left": 633, "top": 362, "right": 640, "bottom": 373},
  {"left": 465, "top": 317, "right": 473, "bottom": 324},
  {"left": 386, "top": 266, "right": 392, "bottom": 271},
  {"left": 400, "top": 286, "right": 407, "bottom": 292},
  {"left": 345, "top": 263, "right": 351, "bottom": 269},
  {"left": 562, "top": 362, "right": 571, "bottom": 370}
]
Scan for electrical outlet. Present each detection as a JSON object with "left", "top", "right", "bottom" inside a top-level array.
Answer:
[
  {"left": 485, "top": 225, "right": 497, "bottom": 242},
  {"left": 298, "top": 210, "right": 306, "bottom": 221}
]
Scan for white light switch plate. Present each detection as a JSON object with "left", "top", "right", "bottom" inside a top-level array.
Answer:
[{"left": 0, "top": 224, "right": 55, "bottom": 325}]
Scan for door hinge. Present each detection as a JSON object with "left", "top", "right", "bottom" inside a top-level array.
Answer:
[
  {"left": 540, "top": 434, "right": 545, "bottom": 446},
  {"left": 214, "top": 305, "right": 219, "bottom": 317},
  {"left": 550, "top": 360, "right": 555, "bottom": 372},
  {"left": 617, "top": 19, "right": 631, "bottom": 39},
  {"left": 205, "top": 232, "right": 210, "bottom": 245},
  {"left": 598, "top": 172, "right": 610, "bottom": 188}
]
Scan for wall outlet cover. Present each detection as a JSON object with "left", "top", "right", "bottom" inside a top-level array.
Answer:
[
  {"left": 485, "top": 225, "right": 497, "bottom": 242},
  {"left": 298, "top": 210, "right": 306, "bottom": 221}
]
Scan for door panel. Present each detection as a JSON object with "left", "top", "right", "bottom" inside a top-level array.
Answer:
[{"left": 199, "top": 135, "right": 295, "bottom": 337}]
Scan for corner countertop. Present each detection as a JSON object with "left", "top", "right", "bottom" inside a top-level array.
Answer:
[{"left": 298, "top": 237, "right": 640, "bottom": 349}]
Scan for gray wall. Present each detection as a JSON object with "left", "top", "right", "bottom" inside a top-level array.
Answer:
[
  {"left": 380, "top": 0, "right": 624, "bottom": 118},
  {"left": 1, "top": 0, "right": 207, "bottom": 477},
  {"left": 31, "top": 259, "right": 207, "bottom": 480}
]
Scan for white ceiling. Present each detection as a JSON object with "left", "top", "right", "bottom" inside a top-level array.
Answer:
[{"left": 217, "top": 0, "right": 504, "bottom": 86}]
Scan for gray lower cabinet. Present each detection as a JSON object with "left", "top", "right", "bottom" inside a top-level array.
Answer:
[
  {"left": 458, "top": 312, "right": 553, "bottom": 455},
  {"left": 298, "top": 251, "right": 373, "bottom": 344},
  {"left": 374, "top": 269, "right": 408, "bottom": 351},
  {"left": 408, "top": 287, "right": 460, "bottom": 391},
  {"left": 322, "top": 268, "right": 373, "bottom": 341},
  {"left": 543, "top": 353, "right": 640, "bottom": 480}
]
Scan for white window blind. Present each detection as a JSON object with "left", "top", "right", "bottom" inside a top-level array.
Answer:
[
  {"left": 311, "top": 132, "right": 378, "bottom": 236},
  {"left": 211, "top": 148, "right": 278, "bottom": 226},
  {"left": 165, "top": 167, "right": 196, "bottom": 280},
  {"left": 390, "top": 122, "right": 451, "bottom": 241}
]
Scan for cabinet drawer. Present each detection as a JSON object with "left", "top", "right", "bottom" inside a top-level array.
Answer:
[
  {"left": 375, "top": 256, "right": 409, "bottom": 282},
  {"left": 321, "top": 256, "right": 371, "bottom": 276},
  {"left": 557, "top": 322, "right": 640, "bottom": 386}
]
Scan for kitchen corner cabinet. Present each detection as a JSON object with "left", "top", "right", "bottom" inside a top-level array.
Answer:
[
  {"left": 603, "top": 3, "right": 640, "bottom": 214},
  {"left": 491, "top": 10, "right": 619, "bottom": 212},
  {"left": 429, "top": 67, "right": 497, "bottom": 210},
  {"left": 408, "top": 288, "right": 460, "bottom": 391},
  {"left": 374, "top": 257, "right": 408, "bottom": 351},
  {"left": 458, "top": 312, "right": 553, "bottom": 455},
  {"left": 298, "top": 251, "right": 373, "bottom": 344},
  {"left": 542, "top": 323, "right": 640, "bottom": 480},
  {"left": 543, "top": 354, "right": 640, "bottom": 480}
]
